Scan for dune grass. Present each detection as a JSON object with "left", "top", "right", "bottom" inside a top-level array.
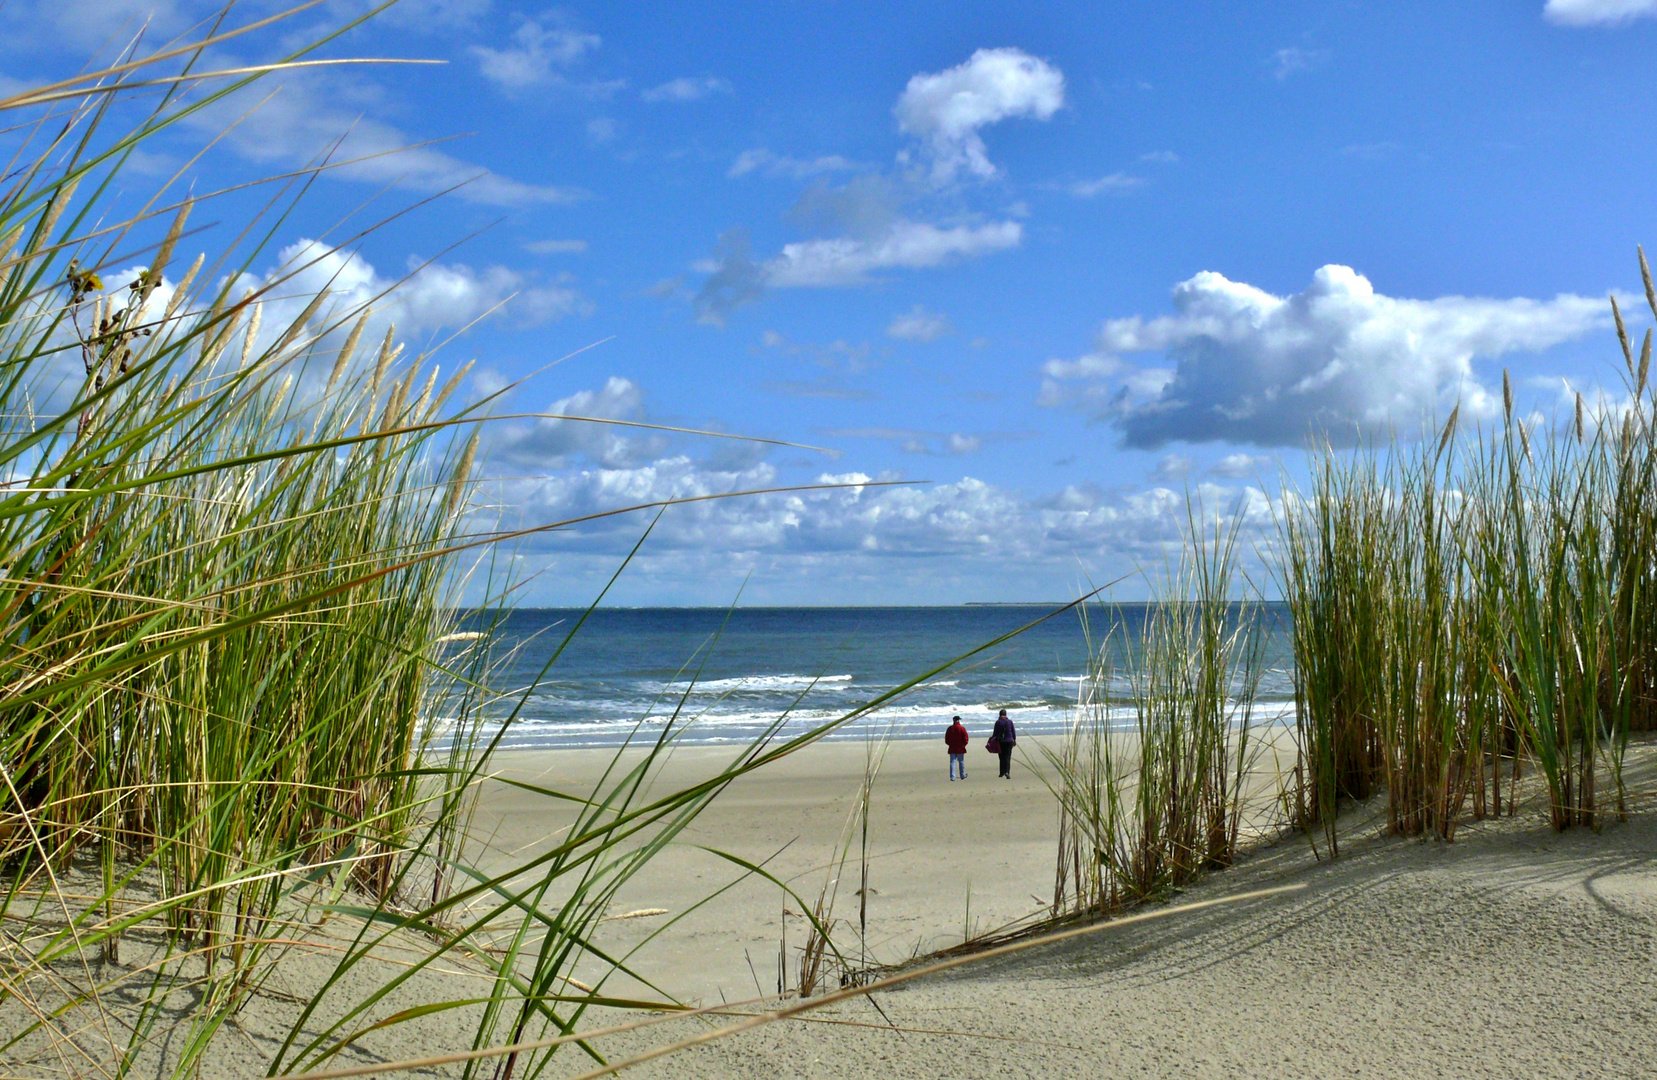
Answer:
[
  {"left": 0, "top": 11, "right": 522, "bottom": 1071},
  {"left": 1042, "top": 508, "right": 1266, "bottom": 918},
  {"left": 1279, "top": 259, "right": 1657, "bottom": 848},
  {"left": 1046, "top": 274, "right": 1657, "bottom": 909}
]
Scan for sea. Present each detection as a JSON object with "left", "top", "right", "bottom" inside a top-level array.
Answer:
[{"left": 447, "top": 604, "right": 1299, "bottom": 751}]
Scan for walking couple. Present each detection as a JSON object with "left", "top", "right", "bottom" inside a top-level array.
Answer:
[{"left": 944, "top": 709, "right": 1017, "bottom": 781}]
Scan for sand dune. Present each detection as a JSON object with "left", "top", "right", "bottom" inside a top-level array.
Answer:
[
  {"left": 12, "top": 737, "right": 1652, "bottom": 1078},
  {"left": 596, "top": 750, "right": 1657, "bottom": 1079}
]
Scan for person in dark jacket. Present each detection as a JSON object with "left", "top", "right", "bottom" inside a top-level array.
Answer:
[
  {"left": 945, "top": 716, "right": 969, "bottom": 781},
  {"left": 992, "top": 709, "right": 1016, "bottom": 779}
]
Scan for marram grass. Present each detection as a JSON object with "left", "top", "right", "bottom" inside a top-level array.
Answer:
[
  {"left": 0, "top": 11, "right": 514, "bottom": 1072},
  {"left": 1279, "top": 254, "right": 1657, "bottom": 848},
  {"left": 1044, "top": 258, "right": 1657, "bottom": 905},
  {"left": 1042, "top": 506, "right": 1265, "bottom": 918}
]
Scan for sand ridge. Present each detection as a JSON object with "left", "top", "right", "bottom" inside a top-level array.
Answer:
[{"left": 597, "top": 769, "right": 1657, "bottom": 1079}]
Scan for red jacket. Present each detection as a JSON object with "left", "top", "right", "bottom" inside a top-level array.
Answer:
[{"left": 945, "top": 722, "right": 969, "bottom": 753}]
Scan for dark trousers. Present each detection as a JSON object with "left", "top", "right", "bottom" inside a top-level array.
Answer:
[{"left": 998, "top": 744, "right": 1013, "bottom": 778}]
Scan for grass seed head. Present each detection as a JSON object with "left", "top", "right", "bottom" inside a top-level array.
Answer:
[
  {"left": 447, "top": 430, "right": 478, "bottom": 518},
  {"left": 1613, "top": 294, "right": 1633, "bottom": 373},
  {"left": 380, "top": 369, "right": 410, "bottom": 433},
  {"left": 240, "top": 302, "right": 262, "bottom": 368},
  {"left": 414, "top": 363, "right": 438, "bottom": 420},
  {"left": 1642, "top": 244, "right": 1656, "bottom": 319},
  {"left": 37, "top": 174, "right": 79, "bottom": 247},
  {"left": 327, "top": 312, "right": 367, "bottom": 392},
  {"left": 0, "top": 221, "right": 22, "bottom": 265},
  {"left": 163, "top": 253, "right": 203, "bottom": 324},
  {"left": 432, "top": 358, "right": 473, "bottom": 414},
  {"left": 369, "top": 325, "right": 396, "bottom": 400},
  {"left": 1639, "top": 329, "right": 1651, "bottom": 399},
  {"left": 1437, "top": 404, "right": 1459, "bottom": 458},
  {"left": 144, "top": 199, "right": 191, "bottom": 303},
  {"left": 273, "top": 287, "right": 328, "bottom": 357}
]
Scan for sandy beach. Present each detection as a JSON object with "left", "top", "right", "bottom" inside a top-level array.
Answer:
[
  {"left": 9, "top": 734, "right": 1655, "bottom": 1078},
  {"left": 569, "top": 737, "right": 1657, "bottom": 1080},
  {"left": 419, "top": 731, "right": 1653, "bottom": 1080},
  {"left": 598, "top": 789, "right": 1657, "bottom": 1079},
  {"left": 464, "top": 734, "right": 1098, "bottom": 1004}
]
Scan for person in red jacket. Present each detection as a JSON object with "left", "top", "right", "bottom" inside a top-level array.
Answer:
[{"left": 945, "top": 716, "right": 970, "bottom": 781}]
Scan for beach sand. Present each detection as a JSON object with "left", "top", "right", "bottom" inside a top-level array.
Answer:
[
  {"left": 584, "top": 740, "right": 1657, "bottom": 1080},
  {"left": 464, "top": 735, "right": 1099, "bottom": 1004},
  {"left": 9, "top": 735, "right": 1656, "bottom": 1078}
]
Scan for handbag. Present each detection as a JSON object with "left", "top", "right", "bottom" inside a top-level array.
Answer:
[{"left": 985, "top": 736, "right": 1000, "bottom": 754}]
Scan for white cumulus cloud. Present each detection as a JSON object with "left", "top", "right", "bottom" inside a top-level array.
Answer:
[
  {"left": 454, "top": 372, "right": 1288, "bottom": 599},
  {"left": 470, "top": 17, "right": 604, "bottom": 92},
  {"left": 642, "top": 76, "right": 734, "bottom": 102},
  {"left": 1069, "top": 173, "right": 1144, "bottom": 198},
  {"left": 685, "top": 49, "right": 1050, "bottom": 325},
  {"left": 1152, "top": 454, "right": 1191, "bottom": 481},
  {"left": 894, "top": 47, "right": 1065, "bottom": 184},
  {"left": 727, "top": 149, "right": 861, "bottom": 179},
  {"left": 1039, "top": 265, "right": 1609, "bottom": 448},
  {"left": 694, "top": 220, "right": 1019, "bottom": 323},
  {"left": 767, "top": 220, "right": 1021, "bottom": 289},
  {"left": 1211, "top": 452, "right": 1272, "bottom": 479},
  {"left": 491, "top": 377, "right": 664, "bottom": 469},
  {"left": 38, "top": 238, "right": 588, "bottom": 415},
  {"left": 1544, "top": 0, "right": 1657, "bottom": 25},
  {"left": 495, "top": 459, "right": 1263, "bottom": 569},
  {"left": 887, "top": 306, "right": 952, "bottom": 341},
  {"left": 222, "top": 239, "right": 590, "bottom": 364},
  {"left": 462, "top": 375, "right": 1271, "bottom": 568}
]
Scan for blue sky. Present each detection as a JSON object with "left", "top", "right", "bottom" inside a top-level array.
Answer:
[{"left": 9, "top": 0, "right": 1657, "bottom": 604}]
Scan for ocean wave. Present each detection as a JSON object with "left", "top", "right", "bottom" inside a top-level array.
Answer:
[
  {"left": 646, "top": 673, "right": 857, "bottom": 695},
  {"left": 431, "top": 696, "right": 1298, "bottom": 750}
]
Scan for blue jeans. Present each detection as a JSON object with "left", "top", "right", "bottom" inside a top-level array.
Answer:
[{"left": 949, "top": 753, "right": 967, "bottom": 780}]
